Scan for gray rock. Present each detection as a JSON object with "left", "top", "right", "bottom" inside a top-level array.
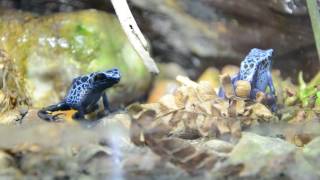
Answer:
[
  {"left": 285, "top": 151, "right": 320, "bottom": 180},
  {"left": 218, "top": 132, "right": 296, "bottom": 179},
  {"left": 303, "top": 137, "right": 320, "bottom": 170}
]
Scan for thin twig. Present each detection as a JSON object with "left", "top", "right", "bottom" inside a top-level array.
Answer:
[
  {"left": 307, "top": 0, "right": 320, "bottom": 62},
  {"left": 110, "top": 0, "right": 160, "bottom": 74}
]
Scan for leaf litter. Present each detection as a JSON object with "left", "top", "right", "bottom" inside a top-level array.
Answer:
[{"left": 0, "top": 47, "right": 319, "bottom": 178}]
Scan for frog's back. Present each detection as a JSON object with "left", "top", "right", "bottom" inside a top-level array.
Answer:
[
  {"left": 239, "top": 48, "right": 262, "bottom": 82},
  {"left": 64, "top": 75, "right": 93, "bottom": 107},
  {"left": 239, "top": 48, "right": 273, "bottom": 90}
]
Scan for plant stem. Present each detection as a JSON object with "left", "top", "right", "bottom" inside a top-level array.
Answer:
[{"left": 307, "top": 0, "right": 320, "bottom": 62}]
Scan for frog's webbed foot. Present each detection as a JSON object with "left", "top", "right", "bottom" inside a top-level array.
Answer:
[
  {"left": 38, "top": 102, "right": 70, "bottom": 122},
  {"left": 265, "top": 94, "right": 277, "bottom": 112},
  {"left": 38, "top": 110, "right": 64, "bottom": 122}
]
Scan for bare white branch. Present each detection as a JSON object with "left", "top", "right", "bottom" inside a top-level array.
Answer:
[{"left": 111, "top": 0, "right": 159, "bottom": 74}]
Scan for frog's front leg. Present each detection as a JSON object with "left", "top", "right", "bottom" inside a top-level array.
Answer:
[
  {"left": 102, "top": 92, "right": 110, "bottom": 113},
  {"left": 267, "top": 71, "right": 276, "bottom": 96},
  {"left": 38, "top": 102, "right": 71, "bottom": 121},
  {"left": 267, "top": 71, "right": 277, "bottom": 111}
]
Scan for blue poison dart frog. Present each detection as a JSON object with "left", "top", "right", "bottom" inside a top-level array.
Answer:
[
  {"left": 218, "top": 48, "right": 277, "bottom": 111},
  {"left": 38, "top": 68, "right": 121, "bottom": 121}
]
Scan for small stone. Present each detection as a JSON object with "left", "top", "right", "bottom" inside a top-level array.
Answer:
[
  {"left": 204, "top": 139, "right": 234, "bottom": 153},
  {"left": 0, "top": 151, "right": 14, "bottom": 169}
]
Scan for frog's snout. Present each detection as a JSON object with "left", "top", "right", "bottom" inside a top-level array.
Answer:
[
  {"left": 266, "top": 49, "right": 273, "bottom": 57},
  {"left": 105, "top": 68, "right": 121, "bottom": 82}
]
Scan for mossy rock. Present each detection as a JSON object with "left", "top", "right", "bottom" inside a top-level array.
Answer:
[{"left": 0, "top": 9, "right": 151, "bottom": 107}]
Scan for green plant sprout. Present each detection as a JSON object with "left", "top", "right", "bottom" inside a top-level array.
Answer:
[{"left": 298, "top": 72, "right": 320, "bottom": 107}]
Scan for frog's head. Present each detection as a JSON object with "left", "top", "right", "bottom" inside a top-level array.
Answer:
[
  {"left": 256, "top": 48, "right": 273, "bottom": 71},
  {"left": 92, "top": 68, "right": 121, "bottom": 89},
  {"left": 239, "top": 48, "right": 273, "bottom": 81}
]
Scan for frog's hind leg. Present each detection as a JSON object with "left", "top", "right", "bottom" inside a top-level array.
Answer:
[
  {"left": 102, "top": 92, "right": 110, "bottom": 112},
  {"left": 38, "top": 102, "right": 71, "bottom": 121},
  {"left": 72, "top": 107, "right": 85, "bottom": 121},
  {"left": 267, "top": 71, "right": 276, "bottom": 96},
  {"left": 84, "top": 103, "right": 99, "bottom": 114},
  {"left": 250, "top": 88, "right": 277, "bottom": 112}
]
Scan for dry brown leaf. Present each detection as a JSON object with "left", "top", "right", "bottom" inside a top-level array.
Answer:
[
  {"left": 128, "top": 76, "right": 277, "bottom": 174},
  {"left": 159, "top": 94, "right": 181, "bottom": 112},
  {"left": 144, "top": 136, "right": 221, "bottom": 175},
  {"left": 246, "top": 103, "right": 273, "bottom": 120},
  {"left": 197, "top": 81, "right": 217, "bottom": 101}
]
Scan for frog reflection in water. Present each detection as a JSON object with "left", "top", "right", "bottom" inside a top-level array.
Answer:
[
  {"left": 218, "top": 48, "right": 277, "bottom": 111},
  {"left": 38, "top": 68, "right": 121, "bottom": 121}
]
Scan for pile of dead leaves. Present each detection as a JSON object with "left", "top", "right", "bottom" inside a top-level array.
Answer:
[
  {"left": 128, "top": 75, "right": 276, "bottom": 174},
  {"left": 0, "top": 49, "right": 30, "bottom": 124}
]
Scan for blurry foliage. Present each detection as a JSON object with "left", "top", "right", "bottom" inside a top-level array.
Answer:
[{"left": 298, "top": 72, "right": 320, "bottom": 107}]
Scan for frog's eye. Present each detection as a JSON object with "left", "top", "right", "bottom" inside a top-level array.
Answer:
[{"left": 93, "top": 73, "right": 106, "bottom": 82}]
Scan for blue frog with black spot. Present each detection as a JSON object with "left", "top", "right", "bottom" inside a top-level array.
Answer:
[
  {"left": 38, "top": 68, "right": 121, "bottom": 121},
  {"left": 218, "top": 48, "right": 277, "bottom": 111}
]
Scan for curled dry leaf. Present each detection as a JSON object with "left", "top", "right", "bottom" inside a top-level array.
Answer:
[
  {"left": 256, "top": 91, "right": 266, "bottom": 103},
  {"left": 235, "top": 80, "right": 251, "bottom": 98},
  {"left": 220, "top": 74, "right": 234, "bottom": 99},
  {"left": 145, "top": 137, "right": 222, "bottom": 175},
  {"left": 129, "top": 106, "right": 222, "bottom": 174}
]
